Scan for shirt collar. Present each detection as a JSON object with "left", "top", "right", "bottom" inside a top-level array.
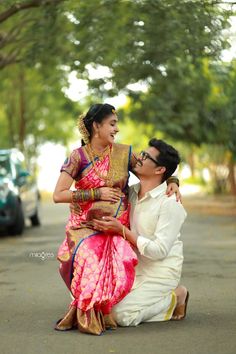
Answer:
[
  {"left": 149, "top": 181, "right": 167, "bottom": 198},
  {"left": 133, "top": 181, "right": 167, "bottom": 198},
  {"left": 133, "top": 183, "right": 140, "bottom": 194}
]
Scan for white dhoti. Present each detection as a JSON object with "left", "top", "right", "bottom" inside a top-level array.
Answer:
[{"left": 112, "top": 276, "right": 178, "bottom": 327}]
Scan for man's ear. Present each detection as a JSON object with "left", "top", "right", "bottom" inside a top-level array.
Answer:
[{"left": 155, "top": 166, "right": 166, "bottom": 175}]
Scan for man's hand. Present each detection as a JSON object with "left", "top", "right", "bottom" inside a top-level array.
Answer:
[
  {"left": 92, "top": 216, "right": 123, "bottom": 234},
  {"left": 166, "top": 183, "right": 182, "bottom": 202}
]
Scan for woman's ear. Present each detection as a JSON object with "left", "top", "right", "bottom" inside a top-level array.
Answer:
[{"left": 92, "top": 121, "right": 99, "bottom": 134}]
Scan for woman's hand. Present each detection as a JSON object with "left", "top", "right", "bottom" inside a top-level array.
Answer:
[
  {"left": 166, "top": 183, "right": 182, "bottom": 202},
  {"left": 99, "top": 187, "right": 122, "bottom": 203},
  {"left": 92, "top": 216, "right": 123, "bottom": 234}
]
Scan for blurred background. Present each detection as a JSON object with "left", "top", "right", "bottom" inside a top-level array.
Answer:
[
  {"left": 1, "top": 0, "right": 236, "bottom": 198},
  {"left": 1, "top": 3, "right": 236, "bottom": 352}
]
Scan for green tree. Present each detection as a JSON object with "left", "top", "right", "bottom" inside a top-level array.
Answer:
[
  {"left": 0, "top": 0, "right": 67, "bottom": 69},
  {"left": 205, "top": 60, "right": 236, "bottom": 194},
  {"left": 71, "top": 0, "right": 231, "bottom": 90},
  {"left": 0, "top": 0, "right": 235, "bottom": 193},
  {"left": 0, "top": 65, "right": 77, "bottom": 159}
]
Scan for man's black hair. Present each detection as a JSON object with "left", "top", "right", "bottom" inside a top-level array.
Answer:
[{"left": 149, "top": 138, "right": 181, "bottom": 181}]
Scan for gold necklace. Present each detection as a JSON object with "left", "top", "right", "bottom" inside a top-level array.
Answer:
[
  {"left": 86, "top": 143, "right": 114, "bottom": 186},
  {"left": 89, "top": 144, "right": 110, "bottom": 159}
]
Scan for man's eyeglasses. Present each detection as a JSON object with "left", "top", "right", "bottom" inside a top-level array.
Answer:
[{"left": 140, "top": 151, "right": 160, "bottom": 165}]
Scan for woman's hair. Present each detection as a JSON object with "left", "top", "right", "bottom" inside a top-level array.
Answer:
[{"left": 81, "top": 103, "right": 115, "bottom": 145}]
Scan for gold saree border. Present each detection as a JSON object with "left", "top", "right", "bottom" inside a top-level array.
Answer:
[
  {"left": 164, "top": 291, "right": 177, "bottom": 321},
  {"left": 55, "top": 305, "right": 117, "bottom": 335}
]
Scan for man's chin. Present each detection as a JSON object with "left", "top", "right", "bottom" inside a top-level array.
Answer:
[{"left": 133, "top": 165, "right": 141, "bottom": 176}]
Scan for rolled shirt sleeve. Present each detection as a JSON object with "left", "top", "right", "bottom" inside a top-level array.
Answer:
[{"left": 136, "top": 199, "right": 187, "bottom": 261}]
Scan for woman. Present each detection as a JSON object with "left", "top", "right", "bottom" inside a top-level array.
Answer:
[{"left": 53, "top": 103, "right": 179, "bottom": 335}]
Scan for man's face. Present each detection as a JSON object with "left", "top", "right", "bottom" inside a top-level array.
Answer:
[{"left": 133, "top": 147, "right": 162, "bottom": 178}]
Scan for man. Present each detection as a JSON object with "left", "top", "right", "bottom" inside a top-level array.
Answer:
[{"left": 93, "top": 138, "right": 188, "bottom": 326}]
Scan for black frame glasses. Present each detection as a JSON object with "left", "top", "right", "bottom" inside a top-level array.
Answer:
[{"left": 140, "top": 151, "right": 160, "bottom": 165}]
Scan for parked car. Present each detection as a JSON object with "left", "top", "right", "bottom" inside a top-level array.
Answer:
[{"left": 0, "top": 149, "right": 41, "bottom": 235}]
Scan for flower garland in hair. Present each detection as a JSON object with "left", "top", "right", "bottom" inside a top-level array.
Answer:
[{"left": 77, "top": 114, "right": 90, "bottom": 144}]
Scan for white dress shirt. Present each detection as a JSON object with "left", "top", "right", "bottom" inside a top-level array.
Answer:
[{"left": 129, "top": 181, "right": 187, "bottom": 281}]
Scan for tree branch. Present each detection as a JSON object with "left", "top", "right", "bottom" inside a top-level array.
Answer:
[
  {"left": 0, "top": 49, "right": 22, "bottom": 69},
  {"left": 0, "top": 0, "right": 64, "bottom": 24},
  {"left": 210, "top": 1, "right": 236, "bottom": 5},
  {"left": 0, "top": 17, "right": 35, "bottom": 49}
]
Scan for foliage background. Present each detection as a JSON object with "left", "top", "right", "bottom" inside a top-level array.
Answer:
[{"left": 0, "top": 0, "right": 236, "bottom": 194}]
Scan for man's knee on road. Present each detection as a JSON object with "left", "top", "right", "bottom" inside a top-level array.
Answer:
[{"left": 113, "top": 309, "right": 140, "bottom": 327}]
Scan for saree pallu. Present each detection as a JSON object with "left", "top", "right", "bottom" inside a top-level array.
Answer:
[{"left": 56, "top": 144, "right": 138, "bottom": 335}]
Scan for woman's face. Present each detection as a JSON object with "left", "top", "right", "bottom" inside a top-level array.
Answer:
[{"left": 94, "top": 114, "right": 119, "bottom": 145}]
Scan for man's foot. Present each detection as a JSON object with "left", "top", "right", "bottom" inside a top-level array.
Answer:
[{"left": 172, "top": 286, "right": 189, "bottom": 320}]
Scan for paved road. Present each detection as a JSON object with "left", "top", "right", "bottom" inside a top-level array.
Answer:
[{"left": 0, "top": 200, "right": 236, "bottom": 354}]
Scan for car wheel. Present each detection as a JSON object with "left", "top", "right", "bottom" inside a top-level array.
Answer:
[
  {"left": 8, "top": 201, "right": 25, "bottom": 235},
  {"left": 30, "top": 208, "right": 41, "bottom": 227}
]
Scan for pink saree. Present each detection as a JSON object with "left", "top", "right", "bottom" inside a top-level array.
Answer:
[{"left": 55, "top": 144, "right": 138, "bottom": 334}]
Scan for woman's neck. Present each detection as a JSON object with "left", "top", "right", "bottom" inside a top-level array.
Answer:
[{"left": 89, "top": 139, "right": 110, "bottom": 152}]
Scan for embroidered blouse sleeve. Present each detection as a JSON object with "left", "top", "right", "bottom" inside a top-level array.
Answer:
[{"left": 60, "top": 149, "right": 81, "bottom": 179}]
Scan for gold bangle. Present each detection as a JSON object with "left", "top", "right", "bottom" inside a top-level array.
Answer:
[
  {"left": 71, "top": 190, "right": 74, "bottom": 203},
  {"left": 122, "top": 225, "right": 126, "bottom": 240},
  {"left": 91, "top": 188, "right": 95, "bottom": 200}
]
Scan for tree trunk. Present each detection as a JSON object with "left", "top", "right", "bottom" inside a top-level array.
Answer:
[
  {"left": 227, "top": 154, "right": 236, "bottom": 195},
  {"left": 188, "top": 152, "right": 195, "bottom": 177},
  {"left": 18, "top": 69, "right": 26, "bottom": 152},
  {"left": 6, "top": 110, "right": 15, "bottom": 147},
  {"left": 6, "top": 79, "right": 18, "bottom": 147}
]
